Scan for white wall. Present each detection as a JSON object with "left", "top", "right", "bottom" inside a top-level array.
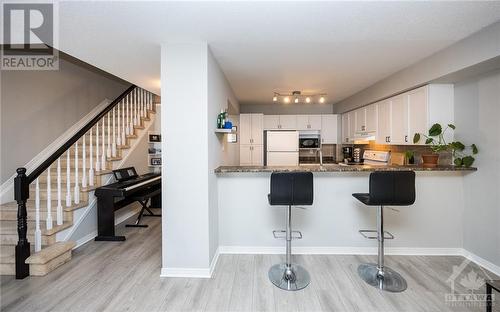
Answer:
[
  {"left": 454, "top": 69, "right": 500, "bottom": 268},
  {"left": 161, "top": 43, "right": 239, "bottom": 276},
  {"left": 334, "top": 20, "right": 500, "bottom": 113}
]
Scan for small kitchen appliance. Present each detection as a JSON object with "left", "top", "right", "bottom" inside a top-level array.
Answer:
[
  {"left": 342, "top": 147, "right": 353, "bottom": 163},
  {"left": 353, "top": 147, "right": 363, "bottom": 163}
]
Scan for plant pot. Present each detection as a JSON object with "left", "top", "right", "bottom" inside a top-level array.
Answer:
[{"left": 422, "top": 154, "right": 439, "bottom": 167}]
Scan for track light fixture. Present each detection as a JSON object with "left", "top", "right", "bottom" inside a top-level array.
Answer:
[{"left": 272, "top": 91, "right": 326, "bottom": 104}]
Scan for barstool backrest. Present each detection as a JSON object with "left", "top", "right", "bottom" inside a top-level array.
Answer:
[
  {"left": 269, "top": 172, "right": 314, "bottom": 206},
  {"left": 369, "top": 171, "right": 416, "bottom": 206}
]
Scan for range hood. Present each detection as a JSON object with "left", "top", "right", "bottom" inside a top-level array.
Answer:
[{"left": 353, "top": 131, "right": 376, "bottom": 144}]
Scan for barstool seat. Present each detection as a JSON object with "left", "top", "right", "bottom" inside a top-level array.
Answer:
[
  {"left": 354, "top": 171, "right": 415, "bottom": 293},
  {"left": 268, "top": 172, "right": 313, "bottom": 291}
]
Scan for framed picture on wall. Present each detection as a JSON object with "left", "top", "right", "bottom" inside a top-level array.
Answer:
[
  {"left": 150, "top": 157, "right": 162, "bottom": 166},
  {"left": 149, "top": 134, "right": 161, "bottom": 142}
]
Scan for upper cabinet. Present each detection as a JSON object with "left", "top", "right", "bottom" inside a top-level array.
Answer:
[
  {"left": 263, "top": 115, "right": 297, "bottom": 130},
  {"left": 343, "top": 84, "right": 454, "bottom": 145},
  {"left": 321, "top": 114, "right": 339, "bottom": 144},
  {"left": 297, "top": 115, "right": 321, "bottom": 130},
  {"left": 240, "top": 113, "right": 263, "bottom": 145}
]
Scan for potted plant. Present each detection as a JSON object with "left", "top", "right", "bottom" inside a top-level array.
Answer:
[
  {"left": 413, "top": 123, "right": 478, "bottom": 167},
  {"left": 404, "top": 150, "right": 415, "bottom": 165}
]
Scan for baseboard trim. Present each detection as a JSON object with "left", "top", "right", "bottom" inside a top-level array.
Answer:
[
  {"left": 160, "top": 267, "right": 212, "bottom": 278},
  {"left": 218, "top": 246, "right": 464, "bottom": 256},
  {"left": 462, "top": 249, "right": 500, "bottom": 276}
]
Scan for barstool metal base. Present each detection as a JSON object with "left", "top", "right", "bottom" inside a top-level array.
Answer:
[
  {"left": 268, "top": 263, "right": 310, "bottom": 291},
  {"left": 358, "top": 263, "right": 407, "bottom": 293}
]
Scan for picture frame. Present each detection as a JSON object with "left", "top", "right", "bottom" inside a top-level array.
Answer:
[
  {"left": 150, "top": 157, "right": 162, "bottom": 166},
  {"left": 149, "top": 134, "right": 161, "bottom": 142}
]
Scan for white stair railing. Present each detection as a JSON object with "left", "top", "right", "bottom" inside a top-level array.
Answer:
[
  {"left": 122, "top": 99, "right": 127, "bottom": 144},
  {"left": 95, "top": 124, "right": 100, "bottom": 172},
  {"left": 82, "top": 134, "right": 87, "bottom": 188},
  {"left": 46, "top": 165, "right": 53, "bottom": 230},
  {"left": 74, "top": 141, "right": 80, "bottom": 204},
  {"left": 34, "top": 178, "right": 41, "bottom": 252},
  {"left": 66, "top": 150, "right": 71, "bottom": 207},
  {"left": 89, "top": 128, "right": 94, "bottom": 186},
  {"left": 101, "top": 119, "right": 106, "bottom": 170},
  {"left": 112, "top": 107, "right": 117, "bottom": 157},
  {"left": 117, "top": 104, "right": 122, "bottom": 147},
  {"left": 106, "top": 112, "right": 111, "bottom": 158}
]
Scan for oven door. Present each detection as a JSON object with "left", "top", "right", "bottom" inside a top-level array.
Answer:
[{"left": 299, "top": 138, "right": 319, "bottom": 149}]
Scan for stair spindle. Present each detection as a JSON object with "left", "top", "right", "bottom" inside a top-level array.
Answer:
[
  {"left": 107, "top": 112, "right": 111, "bottom": 158},
  {"left": 95, "top": 124, "right": 100, "bottom": 172},
  {"left": 56, "top": 158, "right": 63, "bottom": 226},
  {"left": 66, "top": 151, "right": 71, "bottom": 207},
  {"left": 82, "top": 134, "right": 87, "bottom": 188},
  {"left": 117, "top": 103, "right": 122, "bottom": 146},
  {"left": 126, "top": 95, "right": 130, "bottom": 135},
  {"left": 121, "top": 100, "right": 126, "bottom": 145},
  {"left": 112, "top": 107, "right": 117, "bottom": 157},
  {"left": 89, "top": 128, "right": 94, "bottom": 186},
  {"left": 101, "top": 119, "right": 106, "bottom": 170},
  {"left": 134, "top": 89, "right": 138, "bottom": 126},
  {"left": 46, "top": 165, "right": 53, "bottom": 230},
  {"left": 129, "top": 95, "right": 134, "bottom": 134},
  {"left": 74, "top": 141, "right": 80, "bottom": 204},
  {"left": 141, "top": 89, "right": 145, "bottom": 118},
  {"left": 34, "top": 178, "right": 42, "bottom": 252}
]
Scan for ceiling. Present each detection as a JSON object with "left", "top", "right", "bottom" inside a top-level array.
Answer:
[{"left": 56, "top": 1, "right": 500, "bottom": 105}]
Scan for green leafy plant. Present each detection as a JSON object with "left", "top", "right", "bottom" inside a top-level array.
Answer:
[
  {"left": 404, "top": 150, "right": 415, "bottom": 164},
  {"left": 413, "top": 123, "right": 478, "bottom": 167}
]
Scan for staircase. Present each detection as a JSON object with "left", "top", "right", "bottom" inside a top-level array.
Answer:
[{"left": 0, "top": 86, "right": 158, "bottom": 278}]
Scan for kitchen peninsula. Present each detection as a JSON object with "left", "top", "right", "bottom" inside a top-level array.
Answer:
[{"left": 215, "top": 164, "right": 476, "bottom": 254}]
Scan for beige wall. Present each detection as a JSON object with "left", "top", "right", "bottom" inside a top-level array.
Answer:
[{"left": 0, "top": 53, "right": 130, "bottom": 183}]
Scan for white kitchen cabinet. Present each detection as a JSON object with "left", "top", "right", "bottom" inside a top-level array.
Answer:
[
  {"left": 321, "top": 114, "right": 339, "bottom": 144},
  {"left": 376, "top": 100, "right": 391, "bottom": 144},
  {"left": 279, "top": 115, "right": 297, "bottom": 129},
  {"left": 348, "top": 111, "right": 356, "bottom": 141},
  {"left": 341, "top": 113, "right": 350, "bottom": 143},
  {"left": 390, "top": 94, "right": 409, "bottom": 144},
  {"left": 408, "top": 86, "right": 428, "bottom": 145},
  {"left": 354, "top": 108, "right": 365, "bottom": 133},
  {"left": 365, "top": 104, "right": 377, "bottom": 132},
  {"left": 240, "top": 113, "right": 263, "bottom": 165},
  {"left": 263, "top": 115, "right": 280, "bottom": 130},
  {"left": 297, "top": 115, "right": 321, "bottom": 130},
  {"left": 263, "top": 115, "right": 296, "bottom": 129}
]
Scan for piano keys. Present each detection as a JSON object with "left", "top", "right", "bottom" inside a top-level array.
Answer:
[{"left": 94, "top": 167, "right": 161, "bottom": 241}]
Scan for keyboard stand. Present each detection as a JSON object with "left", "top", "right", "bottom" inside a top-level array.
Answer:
[{"left": 126, "top": 189, "right": 162, "bottom": 228}]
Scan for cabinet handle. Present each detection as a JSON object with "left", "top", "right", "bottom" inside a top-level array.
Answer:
[
  {"left": 388, "top": 136, "right": 391, "bottom": 143},
  {"left": 405, "top": 135, "right": 408, "bottom": 143}
]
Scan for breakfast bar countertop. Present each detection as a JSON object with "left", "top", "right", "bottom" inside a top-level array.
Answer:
[{"left": 214, "top": 164, "right": 477, "bottom": 174}]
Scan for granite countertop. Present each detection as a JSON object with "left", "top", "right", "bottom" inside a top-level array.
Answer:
[{"left": 214, "top": 164, "right": 477, "bottom": 174}]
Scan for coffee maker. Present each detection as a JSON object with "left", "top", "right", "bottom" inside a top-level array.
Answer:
[{"left": 342, "top": 147, "right": 353, "bottom": 163}]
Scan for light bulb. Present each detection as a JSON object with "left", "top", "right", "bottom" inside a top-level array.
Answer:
[
  {"left": 272, "top": 95, "right": 277, "bottom": 102},
  {"left": 284, "top": 96, "right": 290, "bottom": 103},
  {"left": 305, "top": 97, "right": 311, "bottom": 103},
  {"left": 319, "top": 96, "right": 325, "bottom": 104},
  {"left": 294, "top": 97, "right": 299, "bottom": 103}
]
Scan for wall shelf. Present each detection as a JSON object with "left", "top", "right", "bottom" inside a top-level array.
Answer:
[{"left": 214, "top": 128, "right": 234, "bottom": 134}]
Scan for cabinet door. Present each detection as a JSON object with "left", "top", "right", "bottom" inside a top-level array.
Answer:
[
  {"left": 240, "top": 145, "right": 252, "bottom": 165},
  {"left": 296, "top": 115, "right": 309, "bottom": 130},
  {"left": 348, "top": 111, "right": 356, "bottom": 140},
  {"left": 264, "top": 115, "right": 279, "bottom": 130},
  {"left": 239, "top": 114, "right": 252, "bottom": 145},
  {"left": 279, "top": 115, "right": 297, "bottom": 130},
  {"left": 376, "top": 100, "right": 391, "bottom": 144},
  {"left": 354, "top": 108, "right": 366, "bottom": 132},
  {"left": 408, "top": 86, "right": 428, "bottom": 145},
  {"left": 341, "top": 113, "right": 349, "bottom": 143},
  {"left": 365, "top": 104, "right": 377, "bottom": 132},
  {"left": 251, "top": 145, "right": 263, "bottom": 165},
  {"left": 308, "top": 115, "right": 322, "bottom": 130},
  {"left": 251, "top": 114, "right": 263, "bottom": 145},
  {"left": 321, "top": 115, "right": 338, "bottom": 144},
  {"left": 390, "top": 94, "right": 409, "bottom": 144}
]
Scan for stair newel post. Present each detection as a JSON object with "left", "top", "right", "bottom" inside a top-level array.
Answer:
[
  {"left": 65, "top": 150, "right": 72, "bottom": 207},
  {"left": 46, "top": 165, "right": 53, "bottom": 230},
  {"left": 106, "top": 112, "right": 111, "bottom": 158},
  {"left": 56, "top": 158, "right": 63, "bottom": 226},
  {"left": 89, "top": 128, "right": 94, "bottom": 186},
  {"left": 34, "top": 178, "right": 42, "bottom": 252},
  {"left": 82, "top": 133, "right": 87, "bottom": 188},
  {"left": 117, "top": 103, "right": 122, "bottom": 146},
  {"left": 101, "top": 119, "right": 106, "bottom": 170},
  {"left": 112, "top": 107, "right": 117, "bottom": 157},
  {"left": 95, "top": 124, "right": 100, "bottom": 172},
  {"left": 74, "top": 141, "right": 80, "bottom": 204},
  {"left": 14, "top": 167, "right": 30, "bottom": 279}
]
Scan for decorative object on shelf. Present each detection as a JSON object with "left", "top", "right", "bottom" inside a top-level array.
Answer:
[
  {"left": 148, "top": 131, "right": 162, "bottom": 172},
  {"left": 217, "top": 109, "right": 228, "bottom": 129},
  {"left": 413, "top": 123, "right": 478, "bottom": 168},
  {"left": 150, "top": 157, "right": 161, "bottom": 166},
  {"left": 272, "top": 91, "right": 326, "bottom": 104},
  {"left": 404, "top": 150, "right": 415, "bottom": 165},
  {"left": 227, "top": 126, "right": 237, "bottom": 143}
]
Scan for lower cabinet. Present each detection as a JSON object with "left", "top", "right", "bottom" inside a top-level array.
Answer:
[{"left": 240, "top": 144, "right": 263, "bottom": 165}]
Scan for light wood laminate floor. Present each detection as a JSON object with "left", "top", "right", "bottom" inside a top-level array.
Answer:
[{"left": 1, "top": 215, "right": 498, "bottom": 312}]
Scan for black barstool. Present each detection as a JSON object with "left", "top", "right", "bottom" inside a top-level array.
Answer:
[
  {"left": 353, "top": 171, "right": 415, "bottom": 293},
  {"left": 268, "top": 172, "right": 313, "bottom": 291}
]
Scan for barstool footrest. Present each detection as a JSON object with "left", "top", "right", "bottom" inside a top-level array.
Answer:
[
  {"left": 359, "top": 230, "right": 394, "bottom": 240},
  {"left": 273, "top": 230, "right": 303, "bottom": 240}
]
